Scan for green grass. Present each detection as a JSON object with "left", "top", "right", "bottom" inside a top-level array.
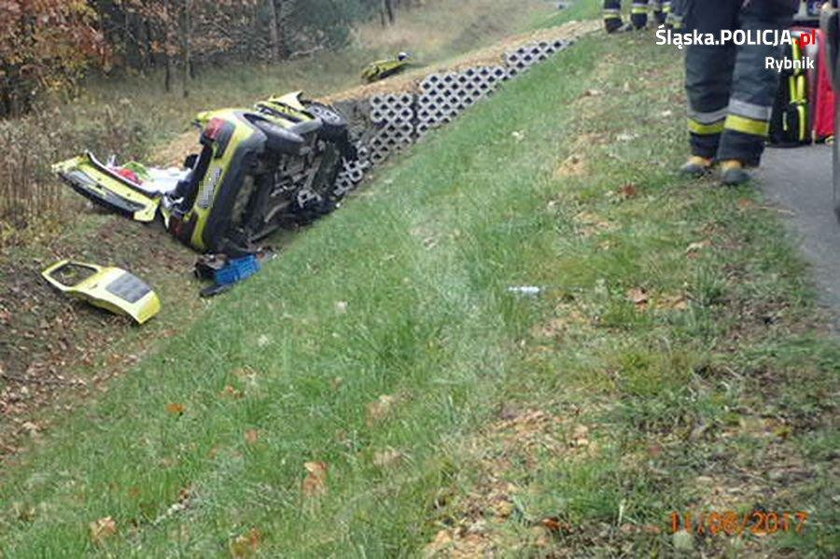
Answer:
[
  {"left": 2, "top": 15, "right": 839, "bottom": 558},
  {"left": 532, "top": 0, "right": 602, "bottom": 28}
]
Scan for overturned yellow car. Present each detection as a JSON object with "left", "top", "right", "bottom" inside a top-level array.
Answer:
[{"left": 53, "top": 92, "right": 357, "bottom": 256}]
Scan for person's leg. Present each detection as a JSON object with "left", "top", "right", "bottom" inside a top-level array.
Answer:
[
  {"left": 666, "top": 0, "right": 685, "bottom": 29},
  {"left": 681, "top": 0, "right": 740, "bottom": 174},
  {"left": 631, "top": 0, "right": 649, "bottom": 29},
  {"left": 717, "top": 3, "right": 796, "bottom": 183},
  {"left": 651, "top": 1, "right": 669, "bottom": 25},
  {"left": 603, "top": 0, "right": 624, "bottom": 33}
]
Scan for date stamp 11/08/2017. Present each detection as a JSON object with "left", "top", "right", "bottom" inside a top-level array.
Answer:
[{"left": 670, "top": 511, "right": 810, "bottom": 536}]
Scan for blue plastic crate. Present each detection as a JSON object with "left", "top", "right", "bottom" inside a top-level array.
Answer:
[{"left": 213, "top": 255, "right": 261, "bottom": 286}]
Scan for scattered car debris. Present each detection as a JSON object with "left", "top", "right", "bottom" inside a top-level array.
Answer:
[
  {"left": 507, "top": 286, "right": 543, "bottom": 295},
  {"left": 194, "top": 250, "right": 273, "bottom": 297},
  {"left": 362, "top": 52, "right": 412, "bottom": 83},
  {"left": 41, "top": 260, "right": 161, "bottom": 324}
]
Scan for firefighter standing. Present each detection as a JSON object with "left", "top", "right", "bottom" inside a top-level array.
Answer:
[
  {"left": 679, "top": 0, "right": 798, "bottom": 185},
  {"left": 603, "top": 1, "right": 672, "bottom": 33}
]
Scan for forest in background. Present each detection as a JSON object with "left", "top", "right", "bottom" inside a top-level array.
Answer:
[
  {"left": 0, "top": 0, "right": 421, "bottom": 118},
  {"left": 0, "top": 0, "right": 431, "bottom": 240}
]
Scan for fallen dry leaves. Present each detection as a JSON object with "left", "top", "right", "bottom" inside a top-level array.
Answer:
[
  {"left": 244, "top": 429, "right": 260, "bottom": 445},
  {"left": 372, "top": 448, "right": 405, "bottom": 469},
  {"left": 366, "top": 394, "right": 397, "bottom": 426},
  {"left": 532, "top": 303, "right": 590, "bottom": 340},
  {"left": 89, "top": 516, "right": 117, "bottom": 545},
  {"left": 166, "top": 402, "right": 186, "bottom": 416},
  {"left": 685, "top": 239, "right": 712, "bottom": 254},
  {"left": 220, "top": 385, "right": 244, "bottom": 399},
  {"left": 553, "top": 154, "right": 587, "bottom": 177},
  {"left": 573, "top": 211, "right": 614, "bottom": 237},
  {"left": 626, "top": 288, "right": 649, "bottom": 308},
  {"left": 570, "top": 424, "right": 590, "bottom": 448},
  {"left": 618, "top": 183, "right": 639, "bottom": 199},
  {"left": 655, "top": 293, "right": 689, "bottom": 311},
  {"left": 152, "top": 486, "right": 194, "bottom": 526},
  {"left": 229, "top": 528, "right": 262, "bottom": 557},
  {"left": 233, "top": 366, "right": 259, "bottom": 389},
  {"left": 421, "top": 408, "right": 604, "bottom": 555},
  {"left": 541, "top": 516, "right": 575, "bottom": 534},
  {"left": 302, "top": 461, "right": 329, "bottom": 498}
]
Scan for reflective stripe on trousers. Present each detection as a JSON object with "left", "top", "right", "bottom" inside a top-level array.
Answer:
[{"left": 683, "top": 0, "right": 793, "bottom": 165}]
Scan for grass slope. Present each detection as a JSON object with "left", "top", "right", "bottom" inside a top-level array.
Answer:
[
  {"left": 0, "top": 0, "right": 576, "bottom": 460},
  {"left": 2, "top": 24, "right": 839, "bottom": 558}
]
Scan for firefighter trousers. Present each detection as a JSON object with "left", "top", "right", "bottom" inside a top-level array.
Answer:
[
  {"left": 603, "top": 1, "right": 672, "bottom": 32},
  {"left": 683, "top": 0, "right": 795, "bottom": 165}
]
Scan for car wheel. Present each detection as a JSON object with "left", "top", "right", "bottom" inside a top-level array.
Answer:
[{"left": 306, "top": 103, "right": 348, "bottom": 137}]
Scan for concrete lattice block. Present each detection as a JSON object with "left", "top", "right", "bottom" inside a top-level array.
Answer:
[{"left": 343, "top": 33, "right": 579, "bottom": 176}]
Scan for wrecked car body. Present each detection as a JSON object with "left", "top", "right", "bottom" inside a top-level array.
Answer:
[{"left": 54, "top": 92, "right": 357, "bottom": 256}]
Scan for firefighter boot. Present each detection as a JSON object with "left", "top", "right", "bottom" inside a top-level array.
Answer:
[
  {"left": 719, "top": 160, "right": 751, "bottom": 186},
  {"left": 679, "top": 156, "right": 713, "bottom": 177},
  {"left": 603, "top": 0, "right": 624, "bottom": 33}
]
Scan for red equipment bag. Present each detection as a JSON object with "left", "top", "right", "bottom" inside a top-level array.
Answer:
[{"left": 813, "top": 28, "right": 836, "bottom": 142}]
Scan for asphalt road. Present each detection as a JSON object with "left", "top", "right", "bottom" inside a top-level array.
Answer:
[{"left": 757, "top": 143, "right": 840, "bottom": 322}]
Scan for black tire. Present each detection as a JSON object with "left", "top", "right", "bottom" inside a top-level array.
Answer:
[{"left": 306, "top": 102, "right": 348, "bottom": 139}]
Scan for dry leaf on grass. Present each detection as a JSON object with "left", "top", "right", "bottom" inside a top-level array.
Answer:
[
  {"left": 233, "top": 366, "right": 259, "bottom": 388},
  {"left": 554, "top": 155, "right": 587, "bottom": 177},
  {"left": 366, "top": 394, "right": 397, "bottom": 426},
  {"left": 166, "top": 402, "right": 186, "bottom": 415},
  {"left": 302, "top": 461, "right": 329, "bottom": 497},
  {"left": 491, "top": 499, "right": 515, "bottom": 518},
  {"left": 220, "top": 385, "right": 244, "bottom": 399},
  {"left": 574, "top": 211, "right": 613, "bottom": 237},
  {"left": 373, "top": 448, "right": 405, "bottom": 468},
  {"left": 21, "top": 421, "right": 40, "bottom": 434},
  {"left": 424, "top": 529, "right": 454, "bottom": 556},
  {"left": 570, "top": 424, "right": 590, "bottom": 447},
  {"left": 627, "top": 288, "right": 649, "bottom": 307},
  {"left": 245, "top": 429, "right": 259, "bottom": 445},
  {"left": 618, "top": 183, "right": 639, "bottom": 199},
  {"left": 89, "top": 516, "right": 117, "bottom": 544},
  {"left": 656, "top": 293, "right": 689, "bottom": 311},
  {"left": 541, "top": 516, "right": 574, "bottom": 534},
  {"left": 152, "top": 486, "right": 194, "bottom": 526},
  {"left": 229, "top": 528, "right": 262, "bottom": 558},
  {"left": 685, "top": 239, "right": 712, "bottom": 254}
]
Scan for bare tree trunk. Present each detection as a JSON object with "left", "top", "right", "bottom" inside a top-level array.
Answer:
[
  {"left": 276, "top": 0, "right": 294, "bottom": 59},
  {"left": 182, "top": 0, "right": 192, "bottom": 98},
  {"left": 163, "top": 0, "right": 173, "bottom": 92},
  {"left": 267, "top": 0, "right": 280, "bottom": 63},
  {"left": 384, "top": 0, "right": 395, "bottom": 24}
]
